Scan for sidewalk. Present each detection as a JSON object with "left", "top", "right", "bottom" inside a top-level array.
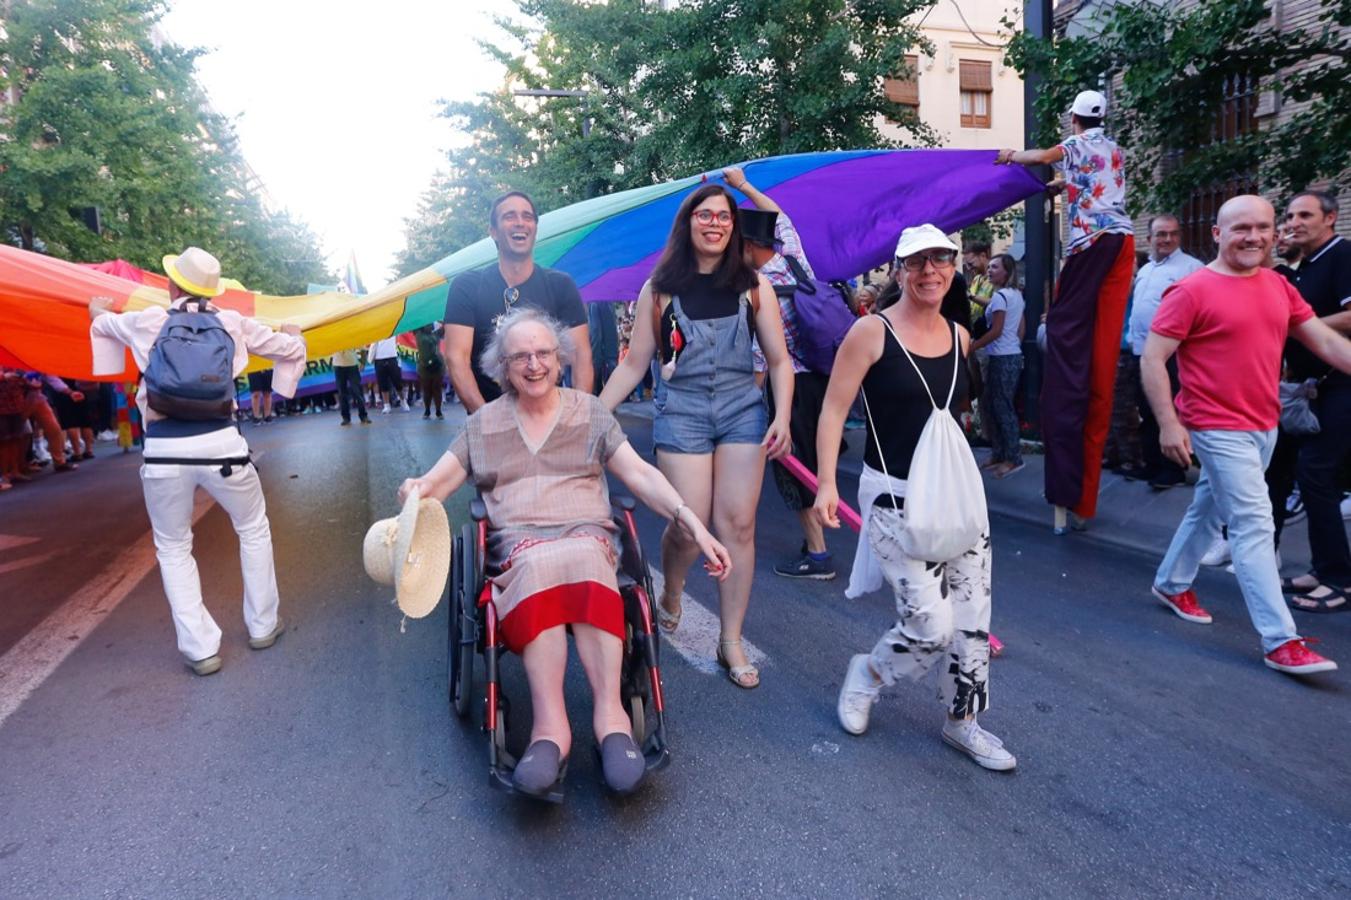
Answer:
[
  {"left": 615, "top": 401, "right": 1317, "bottom": 572},
  {"left": 968, "top": 453, "right": 1313, "bottom": 568}
]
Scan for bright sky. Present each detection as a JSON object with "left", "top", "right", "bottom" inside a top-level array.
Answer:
[{"left": 160, "top": 0, "right": 518, "bottom": 289}]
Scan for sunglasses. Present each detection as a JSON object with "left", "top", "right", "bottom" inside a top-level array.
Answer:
[
  {"left": 503, "top": 287, "right": 520, "bottom": 308},
  {"left": 900, "top": 250, "right": 957, "bottom": 271},
  {"left": 692, "top": 209, "right": 734, "bottom": 226}
]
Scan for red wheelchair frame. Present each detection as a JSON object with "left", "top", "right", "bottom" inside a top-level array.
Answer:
[{"left": 447, "top": 495, "right": 671, "bottom": 802}]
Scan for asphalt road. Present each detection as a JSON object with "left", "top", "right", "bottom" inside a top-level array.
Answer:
[{"left": 1, "top": 402, "right": 1348, "bottom": 897}]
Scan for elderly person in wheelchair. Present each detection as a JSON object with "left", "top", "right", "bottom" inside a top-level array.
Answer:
[{"left": 400, "top": 308, "right": 731, "bottom": 798}]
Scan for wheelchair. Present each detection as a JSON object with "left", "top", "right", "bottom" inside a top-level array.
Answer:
[{"left": 447, "top": 495, "right": 671, "bottom": 802}]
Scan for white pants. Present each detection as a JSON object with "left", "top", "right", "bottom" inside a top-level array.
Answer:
[
  {"left": 868, "top": 507, "right": 993, "bottom": 718},
  {"left": 140, "top": 427, "right": 280, "bottom": 661}
]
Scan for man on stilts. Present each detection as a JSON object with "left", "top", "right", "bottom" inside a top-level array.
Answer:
[{"left": 997, "top": 89, "right": 1135, "bottom": 533}]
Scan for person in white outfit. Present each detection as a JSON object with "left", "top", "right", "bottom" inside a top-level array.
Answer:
[
  {"left": 814, "top": 225, "right": 1015, "bottom": 772},
  {"left": 89, "top": 247, "right": 307, "bottom": 676}
]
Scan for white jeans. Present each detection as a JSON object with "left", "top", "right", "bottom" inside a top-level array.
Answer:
[{"left": 140, "top": 427, "right": 280, "bottom": 661}]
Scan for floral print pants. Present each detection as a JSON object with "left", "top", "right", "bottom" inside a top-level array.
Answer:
[{"left": 867, "top": 507, "right": 993, "bottom": 718}]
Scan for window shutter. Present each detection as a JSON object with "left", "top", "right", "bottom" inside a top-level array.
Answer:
[
  {"left": 884, "top": 55, "right": 920, "bottom": 107},
  {"left": 959, "top": 59, "right": 993, "bottom": 92}
]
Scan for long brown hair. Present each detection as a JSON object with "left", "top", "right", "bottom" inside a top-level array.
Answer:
[{"left": 649, "top": 184, "right": 759, "bottom": 296}]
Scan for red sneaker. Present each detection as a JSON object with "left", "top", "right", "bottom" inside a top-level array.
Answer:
[
  {"left": 1152, "top": 587, "right": 1213, "bottom": 624},
  {"left": 1264, "top": 638, "right": 1338, "bottom": 675}
]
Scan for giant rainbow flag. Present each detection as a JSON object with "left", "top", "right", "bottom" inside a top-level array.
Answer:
[{"left": 0, "top": 150, "right": 1044, "bottom": 380}]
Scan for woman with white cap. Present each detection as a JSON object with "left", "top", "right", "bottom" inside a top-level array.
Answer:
[{"left": 813, "top": 224, "right": 1016, "bottom": 772}]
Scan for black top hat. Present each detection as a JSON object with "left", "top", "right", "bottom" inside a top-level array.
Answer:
[{"left": 738, "top": 208, "right": 780, "bottom": 247}]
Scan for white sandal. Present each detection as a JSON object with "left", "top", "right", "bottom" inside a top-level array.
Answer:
[
  {"left": 716, "top": 639, "right": 760, "bottom": 689},
  {"left": 656, "top": 599, "right": 682, "bottom": 633}
]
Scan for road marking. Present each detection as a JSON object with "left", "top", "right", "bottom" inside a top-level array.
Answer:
[
  {"left": 646, "top": 566, "right": 767, "bottom": 676},
  {"left": 0, "top": 534, "right": 40, "bottom": 553},
  {"left": 0, "top": 551, "right": 56, "bottom": 576},
  {"left": 0, "top": 493, "right": 214, "bottom": 729}
]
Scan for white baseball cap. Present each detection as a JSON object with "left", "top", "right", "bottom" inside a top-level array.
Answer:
[
  {"left": 1070, "top": 89, "right": 1107, "bottom": 119},
  {"left": 894, "top": 224, "right": 960, "bottom": 260}
]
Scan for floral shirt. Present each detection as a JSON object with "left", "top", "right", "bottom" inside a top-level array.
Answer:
[{"left": 1056, "top": 127, "right": 1131, "bottom": 256}]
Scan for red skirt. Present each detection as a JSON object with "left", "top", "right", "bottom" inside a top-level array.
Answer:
[{"left": 499, "top": 580, "right": 624, "bottom": 654}]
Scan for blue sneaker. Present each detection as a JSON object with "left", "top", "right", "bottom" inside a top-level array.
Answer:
[{"left": 774, "top": 552, "right": 836, "bottom": 580}]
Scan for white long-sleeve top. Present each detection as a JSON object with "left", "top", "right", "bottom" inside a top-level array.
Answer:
[{"left": 90, "top": 301, "right": 307, "bottom": 422}]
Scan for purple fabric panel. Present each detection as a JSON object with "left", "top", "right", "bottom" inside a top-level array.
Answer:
[
  {"left": 580, "top": 250, "right": 663, "bottom": 302},
  {"left": 576, "top": 150, "right": 1044, "bottom": 303},
  {"left": 771, "top": 150, "right": 1044, "bottom": 282}
]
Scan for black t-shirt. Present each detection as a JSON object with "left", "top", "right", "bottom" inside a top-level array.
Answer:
[
  {"left": 861, "top": 317, "right": 969, "bottom": 480},
  {"left": 444, "top": 264, "right": 587, "bottom": 401},
  {"left": 1283, "top": 236, "right": 1351, "bottom": 384},
  {"left": 657, "top": 273, "right": 752, "bottom": 362}
]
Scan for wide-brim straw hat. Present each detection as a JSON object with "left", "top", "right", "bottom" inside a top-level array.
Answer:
[
  {"left": 163, "top": 247, "right": 225, "bottom": 298},
  {"left": 362, "top": 488, "right": 451, "bottom": 619}
]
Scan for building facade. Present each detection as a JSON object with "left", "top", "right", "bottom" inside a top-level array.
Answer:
[{"left": 878, "top": 0, "right": 1025, "bottom": 153}]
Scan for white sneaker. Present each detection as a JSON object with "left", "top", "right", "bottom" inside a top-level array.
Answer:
[
  {"left": 1199, "top": 535, "right": 1231, "bottom": 567},
  {"left": 96, "top": 429, "right": 117, "bottom": 442},
  {"left": 837, "top": 654, "right": 880, "bottom": 735},
  {"left": 941, "top": 718, "right": 1017, "bottom": 771},
  {"left": 381, "top": 407, "right": 392, "bottom": 415}
]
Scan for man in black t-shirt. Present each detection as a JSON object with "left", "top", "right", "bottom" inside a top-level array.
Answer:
[
  {"left": 1280, "top": 190, "right": 1351, "bottom": 611},
  {"left": 443, "top": 191, "right": 592, "bottom": 411}
]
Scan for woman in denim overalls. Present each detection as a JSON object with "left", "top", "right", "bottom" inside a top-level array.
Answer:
[{"left": 602, "top": 184, "right": 795, "bottom": 688}]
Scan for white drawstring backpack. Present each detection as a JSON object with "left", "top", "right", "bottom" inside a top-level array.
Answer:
[{"left": 862, "top": 317, "right": 988, "bottom": 561}]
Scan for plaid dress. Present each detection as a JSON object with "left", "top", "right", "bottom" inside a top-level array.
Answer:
[{"left": 450, "top": 389, "right": 629, "bottom": 653}]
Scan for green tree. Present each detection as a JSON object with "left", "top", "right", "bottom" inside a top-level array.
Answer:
[
  {"left": 1004, "top": 0, "right": 1351, "bottom": 213},
  {"left": 395, "top": 0, "right": 939, "bottom": 275},
  {"left": 0, "top": 0, "right": 331, "bottom": 291}
]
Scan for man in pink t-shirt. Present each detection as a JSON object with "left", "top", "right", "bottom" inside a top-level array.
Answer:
[{"left": 1141, "top": 195, "right": 1351, "bottom": 677}]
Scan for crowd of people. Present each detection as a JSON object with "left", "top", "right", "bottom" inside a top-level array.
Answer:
[
  {"left": 0, "top": 368, "right": 131, "bottom": 491},
  {"left": 29, "top": 87, "right": 1346, "bottom": 802}
]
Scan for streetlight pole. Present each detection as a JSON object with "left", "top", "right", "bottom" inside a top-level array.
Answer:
[{"left": 1022, "top": 0, "right": 1055, "bottom": 427}]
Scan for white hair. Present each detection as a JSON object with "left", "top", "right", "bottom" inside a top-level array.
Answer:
[{"left": 478, "top": 306, "right": 575, "bottom": 394}]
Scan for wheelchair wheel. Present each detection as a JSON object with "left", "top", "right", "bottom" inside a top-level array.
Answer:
[
  {"left": 448, "top": 525, "right": 477, "bottom": 719},
  {"left": 629, "top": 694, "right": 646, "bottom": 746}
]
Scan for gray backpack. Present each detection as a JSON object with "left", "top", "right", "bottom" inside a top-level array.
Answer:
[{"left": 144, "top": 300, "right": 237, "bottom": 420}]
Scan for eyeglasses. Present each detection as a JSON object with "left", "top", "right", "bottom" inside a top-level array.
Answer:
[
  {"left": 504, "top": 347, "right": 558, "bottom": 368},
  {"left": 692, "top": 209, "right": 734, "bottom": 226},
  {"left": 503, "top": 287, "right": 520, "bottom": 309},
  {"left": 900, "top": 250, "right": 957, "bottom": 271}
]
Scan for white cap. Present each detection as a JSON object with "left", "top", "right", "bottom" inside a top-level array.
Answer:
[
  {"left": 1070, "top": 89, "right": 1107, "bottom": 119},
  {"left": 894, "top": 224, "right": 960, "bottom": 260}
]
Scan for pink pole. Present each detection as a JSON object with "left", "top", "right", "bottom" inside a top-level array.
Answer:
[
  {"left": 779, "top": 453, "right": 862, "bottom": 532},
  {"left": 779, "top": 452, "right": 1004, "bottom": 657}
]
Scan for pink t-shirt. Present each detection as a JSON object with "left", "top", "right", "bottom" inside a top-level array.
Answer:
[{"left": 1149, "top": 267, "right": 1314, "bottom": 431}]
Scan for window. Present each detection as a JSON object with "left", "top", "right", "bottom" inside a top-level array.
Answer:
[
  {"left": 1177, "top": 73, "right": 1260, "bottom": 259},
  {"left": 884, "top": 54, "right": 921, "bottom": 113},
  {"left": 959, "top": 59, "right": 992, "bottom": 129}
]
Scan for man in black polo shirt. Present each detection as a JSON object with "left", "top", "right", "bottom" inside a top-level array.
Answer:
[
  {"left": 443, "top": 191, "right": 592, "bottom": 412},
  {"left": 1282, "top": 190, "right": 1351, "bottom": 612}
]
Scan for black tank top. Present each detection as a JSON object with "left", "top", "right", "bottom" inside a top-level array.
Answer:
[
  {"left": 659, "top": 273, "right": 752, "bottom": 360},
  {"left": 861, "top": 316, "right": 968, "bottom": 480}
]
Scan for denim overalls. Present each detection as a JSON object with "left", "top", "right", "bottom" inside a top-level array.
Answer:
[{"left": 652, "top": 292, "right": 767, "bottom": 454}]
